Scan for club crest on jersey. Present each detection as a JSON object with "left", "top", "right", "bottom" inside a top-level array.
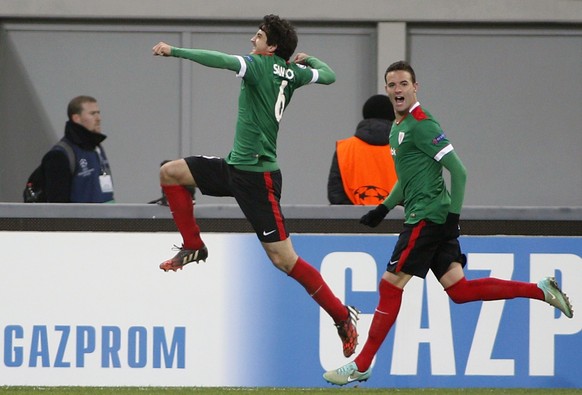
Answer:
[
  {"left": 398, "top": 131, "right": 405, "bottom": 145},
  {"left": 432, "top": 132, "right": 446, "bottom": 145}
]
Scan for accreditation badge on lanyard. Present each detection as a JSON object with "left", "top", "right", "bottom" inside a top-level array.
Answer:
[
  {"left": 96, "top": 147, "right": 114, "bottom": 193},
  {"left": 99, "top": 174, "right": 113, "bottom": 193}
]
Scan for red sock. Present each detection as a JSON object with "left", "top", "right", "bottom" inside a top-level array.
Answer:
[
  {"left": 446, "top": 277, "right": 544, "bottom": 304},
  {"left": 162, "top": 185, "right": 204, "bottom": 249},
  {"left": 288, "top": 257, "right": 348, "bottom": 323},
  {"left": 355, "top": 279, "right": 403, "bottom": 371}
]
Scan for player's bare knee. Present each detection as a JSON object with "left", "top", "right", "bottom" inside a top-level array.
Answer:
[
  {"left": 269, "top": 255, "right": 286, "bottom": 272},
  {"left": 160, "top": 160, "right": 186, "bottom": 184},
  {"left": 159, "top": 161, "right": 173, "bottom": 183},
  {"left": 267, "top": 253, "right": 293, "bottom": 273}
]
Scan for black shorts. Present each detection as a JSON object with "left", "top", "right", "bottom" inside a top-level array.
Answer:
[
  {"left": 388, "top": 220, "right": 466, "bottom": 280},
  {"left": 184, "top": 155, "right": 289, "bottom": 243}
]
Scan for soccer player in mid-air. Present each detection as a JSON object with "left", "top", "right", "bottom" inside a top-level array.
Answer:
[
  {"left": 323, "top": 60, "right": 574, "bottom": 386},
  {"left": 152, "top": 14, "right": 359, "bottom": 359}
]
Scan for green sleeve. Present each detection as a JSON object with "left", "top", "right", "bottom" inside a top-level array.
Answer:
[
  {"left": 440, "top": 151, "right": 467, "bottom": 214},
  {"left": 303, "top": 56, "right": 336, "bottom": 85},
  {"left": 170, "top": 47, "right": 241, "bottom": 72},
  {"left": 382, "top": 180, "right": 403, "bottom": 210}
]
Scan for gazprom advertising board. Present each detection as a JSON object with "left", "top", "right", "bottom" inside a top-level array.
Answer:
[{"left": 0, "top": 232, "right": 580, "bottom": 388}]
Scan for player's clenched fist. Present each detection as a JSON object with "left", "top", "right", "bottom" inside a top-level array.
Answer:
[
  {"left": 153, "top": 42, "right": 172, "bottom": 57},
  {"left": 293, "top": 52, "right": 310, "bottom": 65},
  {"left": 360, "top": 204, "right": 389, "bottom": 227}
]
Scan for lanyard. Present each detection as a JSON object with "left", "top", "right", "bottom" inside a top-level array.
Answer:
[{"left": 95, "top": 146, "right": 108, "bottom": 175}]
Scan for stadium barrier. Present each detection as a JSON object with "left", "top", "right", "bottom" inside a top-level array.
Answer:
[{"left": 0, "top": 204, "right": 580, "bottom": 388}]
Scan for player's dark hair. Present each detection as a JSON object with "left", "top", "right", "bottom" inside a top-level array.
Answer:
[
  {"left": 384, "top": 61, "right": 416, "bottom": 84},
  {"left": 259, "top": 14, "right": 297, "bottom": 61},
  {"left": 67, "top": 95, "right": 97, "bottom": 120}
]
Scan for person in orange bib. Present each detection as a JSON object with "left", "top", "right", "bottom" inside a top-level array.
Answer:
[{"left": 327, "top": 94, "right": 397, "bottom": 205}]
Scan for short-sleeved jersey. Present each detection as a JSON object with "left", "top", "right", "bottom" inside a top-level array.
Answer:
[
  {"left": 389, "top": 102, "right": 454, "bottom": 224},
  {"left": 226, "top": 54, "right": 317, "bottom": 172}
]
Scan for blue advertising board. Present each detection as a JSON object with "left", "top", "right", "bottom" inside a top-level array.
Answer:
[
  {"left": 0, "top": 232, "right": 580, "bottom": 388},
  {"left": 231, "top": 234, "right": 582, "bottom": 388}
]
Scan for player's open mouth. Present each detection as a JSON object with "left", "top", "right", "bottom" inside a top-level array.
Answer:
[{"left": 395, "top": 96, "right": 405, "bottom": 104}]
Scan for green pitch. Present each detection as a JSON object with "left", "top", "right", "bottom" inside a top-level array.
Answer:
[{"left": 0, "top": 388, "right": 581, "bottom": 395}]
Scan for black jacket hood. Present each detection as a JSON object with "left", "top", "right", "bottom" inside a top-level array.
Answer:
[{"left": 353, "top": 118, "right": 391, "bottom": 146}]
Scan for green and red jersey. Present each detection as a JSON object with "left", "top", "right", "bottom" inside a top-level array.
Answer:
[
  {"left": 385, "top": 102, "right": 465, "bottom": 224},
  {"left": 171, "top": 47, "right": 335, "bottom": 172}
]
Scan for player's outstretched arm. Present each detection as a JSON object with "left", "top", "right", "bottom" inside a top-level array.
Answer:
[
  {"left": 293, "top": 52, "right": 336, "bottom": 85},
  {"left": 152, "top": 42, "right": 240, "bottom": 72}
]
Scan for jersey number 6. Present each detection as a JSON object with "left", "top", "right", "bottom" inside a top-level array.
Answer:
[{"left": 274, "top": 80, "right": 288, "bottom": 123}]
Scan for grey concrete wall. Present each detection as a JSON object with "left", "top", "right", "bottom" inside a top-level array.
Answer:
[
  {"left": 0, "top": 1, "right": 580, "bottom": 206},
  {"left": 1, "top": 0, "right": 580, "bottom": 22},
  {"left": 0, "top": 22, "right": 376, "bottom": 204}
]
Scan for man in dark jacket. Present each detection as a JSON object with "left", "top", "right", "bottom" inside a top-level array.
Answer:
[
  {"left": 327, "top": 94, "right": 396, "bottom": 205},
  {"left": 42, "top": 95, "right": 114, "bottom": 203}
]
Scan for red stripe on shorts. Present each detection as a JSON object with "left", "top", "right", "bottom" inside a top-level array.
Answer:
[
  {"left": 263, "top": 172, "right": 286, "bottom": 240},
  {"left": 396, "top": 220, "right": 426, "bottom": 272}
]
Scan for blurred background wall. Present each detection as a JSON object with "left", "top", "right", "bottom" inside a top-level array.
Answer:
[{"left": 0, "top": 0, "right": 580, "bottom": 206}]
